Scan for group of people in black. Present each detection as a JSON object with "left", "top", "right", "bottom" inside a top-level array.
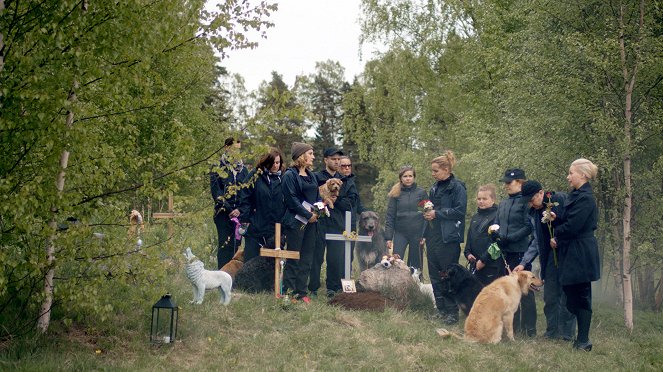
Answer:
[{"left": 211, "top": 138, "right": 600, "bottom": 351}]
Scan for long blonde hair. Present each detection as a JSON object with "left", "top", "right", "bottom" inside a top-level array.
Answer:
[{"left": 388, "top": 165, "right": 416, "bottom": 198}]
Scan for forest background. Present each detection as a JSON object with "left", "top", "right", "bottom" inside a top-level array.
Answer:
[{"left": 0, "top": 0, "right": 661, "bottom": 347}]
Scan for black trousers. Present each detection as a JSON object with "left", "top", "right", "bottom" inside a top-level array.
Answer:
[
  {"left": 308, "top": 224, "right": 327, "bottom": 293},
  {"left": 283, "top": 223, "right": 318, "bottom": 297},
  {"left": 563, "top": 282, "right": 592, "bottom": 343},
  {"left": 427, "top": 242, "right": 461, "bottom": 316},
  {"left": 214, "top": 210, "right": 241, "bottom": 269},
  {"left": 392, "top": 229, "right": 423, "bottom": 270},
  {"left": 503, "top": 252, "right": 537, "bottom": 335},
  {"left": 543, "top": 250, "right": 576, "bottom": 339},
  {"left": 243, "top": 233, "right": 273, "bottom": 263}
]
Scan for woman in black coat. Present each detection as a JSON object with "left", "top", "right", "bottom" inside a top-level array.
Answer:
[
  {"left": 210, "top": 137, "right": 249, "bottom": 269},
  {"left": 281, "top": 142, "right": 320, "bottom": 303},
  {"left": 385, "top": 165, "right": 427, "bottom": 269},
  {"left": 238, "top": 148, "right": 286, "bottom": 262},
  {"left": 423, "top": 150, "right": 467, "bottom": 325},
  {"left": 550, "top": 158, "right": 600, "bottom": 351}
]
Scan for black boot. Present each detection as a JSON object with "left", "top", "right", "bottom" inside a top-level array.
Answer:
[{"left": 573, "top": 309, "right": 592, "bottom": 351}]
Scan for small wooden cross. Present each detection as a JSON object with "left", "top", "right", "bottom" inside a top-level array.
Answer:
[
  {"left": 260, "top": 223, "right": 299, "bottom": 297},
  {"left": 152, "top": 193, "right": 183, "bottom": 238},
  {"left": 325, "top": 210, "right": 372, "bottom": 280}
]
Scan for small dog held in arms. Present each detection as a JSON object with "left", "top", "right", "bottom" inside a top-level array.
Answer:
[
  {"left": 184, "top": 247, "right": 233, "bottom": 305},
  {"left": 356, "top": 211, "right": 388, "bottom": 271},
  {"left": 319, "top": 178, "right": 343, "bottom": 209},
  {"left": 437, "top": 270, "right": 543, "bottom": 344}
]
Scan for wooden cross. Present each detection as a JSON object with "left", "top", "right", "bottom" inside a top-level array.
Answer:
[
  {"left": 325, "top": 210, "right": 372, "bottom": 280},
  {"left": 152, "top": 193, "right": 183, "bottom": 238},
  {"left": 260, "top": 223, "right": 300, "bottom": 297}
]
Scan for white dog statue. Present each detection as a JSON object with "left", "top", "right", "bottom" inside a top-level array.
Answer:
[{"left": 184, "top": 247, "right": 232, "bottom": 305}]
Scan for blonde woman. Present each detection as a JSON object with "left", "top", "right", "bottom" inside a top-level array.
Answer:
[
  {"left": 384, "top": 166, "right": 427, "bottom": 269},
  {"left": 550, "top": 158, "right": 600, "bottom": 351},
  {"left": 423, "top": 150, "right": 467, "bottom": 325}
]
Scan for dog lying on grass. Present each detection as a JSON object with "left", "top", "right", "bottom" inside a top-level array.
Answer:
[
  {"left": 184, "top": 247, "right": 233, "bottom": 305},
  {"left": 438, "top": 270, "right": 543, "bottom": 344}
]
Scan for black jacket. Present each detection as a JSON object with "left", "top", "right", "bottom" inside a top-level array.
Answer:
[
  {"left": 327, "top": 173, "right": 359, "bottom": 232},
  {"left": 521, "top": 191, "right": 566, "bottom": 279},
  {"left": 281, "top": 168, "right": 320, "bottom": 230},
  {"left": 426, "top": 174, "right": 467, "bottom": 244},
  {"left": 464, "top": 205, "right": 500, "bottom": 267},
  {"left": 494, "top": 192, "right": 531, "bottom": 253},
  {"left": 238, "top": 169, "right": 286, "bottom": 237},
  {"left": 553, "top": 183, "right": 600, "bottom": 285},
  {"left": 210, "top": 158, "right": 249, "bottom": 212},
  {"left": 384, "top": 183, "right": 427, "bottom": 239}
]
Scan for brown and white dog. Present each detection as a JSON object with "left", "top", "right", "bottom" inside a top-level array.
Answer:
[{"left": 319, "top": 178, "right": 343, "bottom": 209}]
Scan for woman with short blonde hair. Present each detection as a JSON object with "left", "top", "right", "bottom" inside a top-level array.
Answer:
[{"left": 550, "top": 158, "right": 600, "bottom": 351}]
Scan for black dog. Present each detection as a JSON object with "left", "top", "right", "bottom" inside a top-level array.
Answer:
[
  {"left": 439, "top": 263, "right": 484, "bottom": 315},
  {"left": 356, "top": 211, "right": 388, "bottom": 272},
  {"left": 234, "top": 255, "right": 275, "bottom": 293}
]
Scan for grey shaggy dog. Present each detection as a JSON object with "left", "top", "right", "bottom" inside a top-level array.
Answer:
[{"left": 355, "top": 211, "right": 388, "bottom": 272}]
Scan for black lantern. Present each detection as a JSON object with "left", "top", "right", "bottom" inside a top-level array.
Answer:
[{"left": 150, "top": 293, "right": 178, "bottom": 344}]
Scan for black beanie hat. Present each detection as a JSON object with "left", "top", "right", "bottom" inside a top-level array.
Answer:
[{"left": 521, "top": 180, "right": 543, "bottom": 198}]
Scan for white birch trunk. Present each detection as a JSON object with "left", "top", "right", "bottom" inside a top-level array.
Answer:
[{"left": 37, "top": 83, "right": 78, "bottom": 333}]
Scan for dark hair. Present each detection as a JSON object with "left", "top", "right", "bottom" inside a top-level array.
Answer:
[
  {"left": 224, "top": 137, "right": 241, "bottom": 147},
  {"left": 256, "top": 147, "right": 285, "bottom": 172}
]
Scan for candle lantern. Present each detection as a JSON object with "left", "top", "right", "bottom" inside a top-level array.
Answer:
[{"left": 150, "top": 293, "right": 178, "bottom": 344}]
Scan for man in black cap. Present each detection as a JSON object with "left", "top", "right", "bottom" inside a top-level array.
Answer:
[
  {"left": 515, "top": 180, "right": 575, "bottom": 341},
  {"left": 309, "top": 148, "right": 358, "bottom": 297}
]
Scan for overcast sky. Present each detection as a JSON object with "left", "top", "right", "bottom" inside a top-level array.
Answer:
[{"left": 215, "top": 0, "right": 380, "bottom": 91}]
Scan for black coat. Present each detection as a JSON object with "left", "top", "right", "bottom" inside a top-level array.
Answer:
[
  {"left": 238, "top": 169, "right": 286, "bottom": 237},
  {"left": 494, "top": 192, "right": 531, "bottom": 253},
  {"left": 531, "top": 191, "right": 566, "bottom": 279},
  {"left": 384, "top": 183, "right": 427, "bottom": 239},
  {"left": 554, "top": 183, "right": 600, "bottom": 285},
  {"left": 464, "top": 205, "right": 500, "bottom": 268},
  {"left": 327, "top": 173, "right": 359, "bottom": 231},
  {"left": 210, "top": 159, "right": 249, "bottom": 212},
  {"left": 281, "top": 168, "right": 320, "bottom": 230},
  {"left": 426, "top": 175, "right": 467, "bottom": 244}
]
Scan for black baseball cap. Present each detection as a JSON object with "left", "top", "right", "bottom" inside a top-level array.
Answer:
[
  {"left": 501, "top": 168, "right": 526, "bottom": 183},
  {"left": 323, "top": 148, "right": 344, "bottom": 158}
]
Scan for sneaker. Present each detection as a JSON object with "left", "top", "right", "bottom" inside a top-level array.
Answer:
[{"left": 301, "top": 296, "right": 311, "bottom": 304}]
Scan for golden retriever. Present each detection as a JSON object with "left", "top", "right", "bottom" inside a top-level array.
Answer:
[
  {"left": 463, "top": 271, "right": 543, "bottom": 344},
  {"left": 319, "top": 178, "right": 343, "bottom": 209}
]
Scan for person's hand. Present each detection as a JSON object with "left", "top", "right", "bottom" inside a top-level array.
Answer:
[
  {"left": 513, "top": 264, "right": 525, "bottom": 272},
  {"left": 308, "top": 213, "right": 318, "bottom": 223},
  {"left": 467, "top": 254, "right": 477, "bottom": 263},
  {"left": 550, "top": 238, "right": 557, "bottom": 249},
  {"left": 549, "top": 211, "right": 557, "bottom": 221},
  {"left": 386, "top": 240, "right": 393, "bottom": 250},
  {"left": 419, "top": 238, "right": 426, "bottom": 245},
  {"left": 229, "top": 209, "right": 240, "bottom": 218},
  {"left": 476, "top": 260, "right": 486, "bottom": 270},
  {"left": 423, "top": 210, "right": 436, "bottom": 221}
]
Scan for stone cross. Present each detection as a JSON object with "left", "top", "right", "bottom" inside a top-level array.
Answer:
[
  {"left": 325, "top": 210, "right": 372, "bottom": 280},
  {"left": 260, "top": 223, "right": 299, "bottom": 297}
]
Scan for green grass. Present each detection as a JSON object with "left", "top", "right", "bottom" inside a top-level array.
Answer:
[{"left": 2, "top": 269, "right": 662, "bottom": 371}]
